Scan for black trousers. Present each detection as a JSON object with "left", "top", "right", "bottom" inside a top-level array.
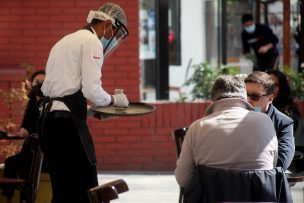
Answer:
[
  {"left": 2, "top": 149, "right": 32, "bottom": 198},
  {"left": 255, "top": 55, "right": 279, "bottom": 72},
  {"left": 40, "top": 115, "right": 98, "bottom": 203},
  {"left": 2, "top": 137, "right": 49, "bottom": 198}
]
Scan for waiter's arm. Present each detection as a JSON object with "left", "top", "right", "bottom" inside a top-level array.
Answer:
[{"left": 81, "top": 38, "right": 112, "bottom": 106}]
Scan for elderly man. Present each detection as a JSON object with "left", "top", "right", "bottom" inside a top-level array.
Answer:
[
  {"left": 175, "top": 75, "right": 278, "bottom": 188},
  {"left": 245, "top": 71, "right": 295, "bottom": 171}
]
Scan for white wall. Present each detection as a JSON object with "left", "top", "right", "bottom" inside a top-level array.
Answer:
[{"left": 169, "top": 0, "right": 206, "bottom": 100}]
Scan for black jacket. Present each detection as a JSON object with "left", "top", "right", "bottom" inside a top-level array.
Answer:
[
  {"left": 184, "top": 165, "right": 292, "bottom": 203},
  {"left": 242, "top": 23, "right": 279, "bottom": 59},
  {"left": 267, "top": 104, "right": 295, "bottom": 171}
]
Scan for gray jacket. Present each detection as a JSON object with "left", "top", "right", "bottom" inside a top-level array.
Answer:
[{"left": 175, "top": 98, "right": 278, "bottom": 188}]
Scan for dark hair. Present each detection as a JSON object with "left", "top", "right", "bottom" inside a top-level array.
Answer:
[
  {"left": 30, "top": 70, "right": 45, "bottom": 82},
  {"left": 265, "top": 69, "right": 294, "bottom": 105},
  {"left": 244, "top": 71, "right": 275, "bottom": 94},
  {"left": 90, "top": 18, "right": 103, "bottom": 26},
  {"left": 241, "top": 13, "right": 254, "bottom": 24},
  {"left": 266, "top": 69, "right": 301, "bottom": 130}
]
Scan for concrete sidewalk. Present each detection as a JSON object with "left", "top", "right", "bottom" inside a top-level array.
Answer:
[
  {"left": 98, "top": 172, "right": 179, "bottom": 203},
  {"left": 98, "top": 172, "right": 304, "bottom": 203}
]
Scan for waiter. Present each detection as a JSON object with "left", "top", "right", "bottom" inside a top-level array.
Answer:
[
  {"left": 39, "top": 3, "right": 129, "bottom": 203},
  {"left": 241, "top": 13, "right": 279, "bottom": 71}
]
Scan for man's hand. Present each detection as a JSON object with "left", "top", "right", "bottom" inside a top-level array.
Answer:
[{"left": 258, "top": 43, "right": 273, "bottom": 54}]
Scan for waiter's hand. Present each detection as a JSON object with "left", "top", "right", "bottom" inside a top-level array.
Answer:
[{"left": 112, "top": 93, "right": 129, "bottom": 107}]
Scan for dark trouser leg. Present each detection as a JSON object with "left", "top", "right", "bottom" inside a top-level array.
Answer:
[
  {"left": 256, "top": 55, "right": 279, "bottom": 72},
  {"left": 40, "top": 116, "right": 98, "bottom": 203},
  {"left": 2, "top": 156, "right": 18, "bottom": 197}
]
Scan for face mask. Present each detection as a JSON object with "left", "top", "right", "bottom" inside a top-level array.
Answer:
[
  {"left": 100, "top": 25, "right": 117, "bottom": 51},
  {"left": 29, "top": 83, "right": 44, "bottom": 99},
  {"left": 244, "top": 24, "right": 255, "bottom": 33},
  {"left": 101, "top": 37, "right": 117, "bottom": 51},
  {"left": 254, "top": 107, "right": 262, "bottom": 112},
  {"left": 253, "top": 98, "right": 269, "bottom": 113}
]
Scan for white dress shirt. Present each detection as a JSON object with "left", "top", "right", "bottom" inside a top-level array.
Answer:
[{"left": 42, "top": 28, "right": 111, "bottom": 111}]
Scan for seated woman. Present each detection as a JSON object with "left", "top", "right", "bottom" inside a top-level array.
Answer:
[
  {"left": 2, "top": 70, "right": 48, "bottom": 203},
  {"left": 266, "top": 69, "right": 304, "bottom": 173},
  {"left": 266, "top": 69, "right": 301, "bottom": 132}
]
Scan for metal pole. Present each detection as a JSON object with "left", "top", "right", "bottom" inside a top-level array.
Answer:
[
  {"left": 221, "top": 0, "right": 227, "bottom": 65},
  {"left": 299, "top": 0, "right": 304, "bottom": 72},
  {"left": 155, "top": 0, "right": 169, "bottom": 100},
  {"left": 217, "top": 0, "right": 222, "bottom": 67},
  {"left": 283, "top": 0, "right": 291, "bottom": 68}
]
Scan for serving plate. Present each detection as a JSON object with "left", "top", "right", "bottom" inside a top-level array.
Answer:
[{"left": 88, "top": 102, "right": 156, "bottom": 120}]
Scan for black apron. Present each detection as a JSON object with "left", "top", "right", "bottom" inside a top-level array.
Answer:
[{"left": 39, "top": 90, "right": 96, "bottom": 165}]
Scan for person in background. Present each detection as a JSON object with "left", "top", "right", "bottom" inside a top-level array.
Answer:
[
  {"left": 266, "top": 69, "right": 301, "bottom": 132},
  {"left": 241, "top": 13, "right": 279, "bottom": 71},
  {"left": 245, "top": 71, "right": 295, "bottom": 171},
  {"left": 2, "top": 70, "right": 47, "bottom": 203},
  {"left": 39, "top": 3, "right": 129, "bottom": 203},
  {"left": 175, "top": 75, "right": 277, "bottom": 188}
]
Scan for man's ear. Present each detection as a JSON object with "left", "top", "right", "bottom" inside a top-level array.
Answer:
[
  {"left": 104, "top": 20, "right": 112, "bottom": 28},
  {"left": 268, "top": 94, "right": 275, "bottom": 103}
]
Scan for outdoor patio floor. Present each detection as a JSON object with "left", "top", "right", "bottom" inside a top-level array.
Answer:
[{"left": 98, "top": 172, "right": 304, "bottom": 203}]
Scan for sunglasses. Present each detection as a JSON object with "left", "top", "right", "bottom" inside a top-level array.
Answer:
[{"left": 247, "top": 93, "right": 268, "bottom": 101}]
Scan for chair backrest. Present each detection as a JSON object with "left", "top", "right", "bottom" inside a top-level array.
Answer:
[
  {"left": 184, "top": 165, "right": 293, "bottom": 203},
  {"left": 26, "top": 133, "right": 44, "bottom": 201},
  {"left": 172, "top": 127, "right": 188, "bottom": 158}
]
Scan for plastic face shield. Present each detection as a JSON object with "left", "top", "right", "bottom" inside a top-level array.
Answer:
[
  {"left": 103, "top": 19, "right": 129, "bottom": 60},
  {"left": 87, "top": 10, "right": 129, "bottom": 60}
]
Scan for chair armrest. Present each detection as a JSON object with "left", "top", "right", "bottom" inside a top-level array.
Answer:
[
  {"left": 88, "top": 185, "right": 118, "bottom": 203},
  {"left": 102, "top": 179, "right": 129, "bottom": 194}
]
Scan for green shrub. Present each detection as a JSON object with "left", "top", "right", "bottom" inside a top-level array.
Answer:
[
  {"left": 184, "top": 63, "right": 240, "bottom": 100},
  {"left": 283, "top": 67, "right": 304, "bottom": 100}
]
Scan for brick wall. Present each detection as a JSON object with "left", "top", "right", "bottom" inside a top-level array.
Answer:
[
  {"left": 0, "top": 70, "right": 211, "bottom": 171},
  {"left": 1, "top": 73, "right": 304, "bottom": 171},
  {"left": 0, "top": 0, "right": 139, "bottom": 99}
]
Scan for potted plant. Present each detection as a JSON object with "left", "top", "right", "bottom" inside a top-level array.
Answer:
[{"left": 183, "top": 62, "right": 240, "bottom": 100}]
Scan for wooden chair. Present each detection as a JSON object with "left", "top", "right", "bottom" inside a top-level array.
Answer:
[
  {"left": 88, "top": 179, "right": 129, "bottom": 203},
  {"left": 172, "top": 127, "right": 188, "bottom": 203},
  {"left": 0, "top": 134, "right": 43, "bottom": 203},
  {"left": 287, "top": 146, "right": 304, "bottom": 185},
  {"left": 172, "top": 127, "right": 188, "bottom": 159}
]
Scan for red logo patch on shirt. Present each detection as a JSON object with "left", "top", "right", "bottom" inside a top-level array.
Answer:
[{"left": 93, "top": 56, "right": 100, "bottom": 60}]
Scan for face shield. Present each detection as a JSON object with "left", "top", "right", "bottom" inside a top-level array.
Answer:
[
  {"left": 87, "top": 10, "right": 129, "bottom": 60},
  {"left": 103, "top": 19, "right": 129, "bottom": 59}
]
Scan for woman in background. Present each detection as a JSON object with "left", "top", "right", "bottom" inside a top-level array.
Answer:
[
  {"left": 266, "top": 69, "right": 301, "bottom": 132},
  {"left": 2, "top": 70, "right": 47, "bottom": 203},
  {"left": 266, "top": 69, "right": 304, "bottom": 173}
]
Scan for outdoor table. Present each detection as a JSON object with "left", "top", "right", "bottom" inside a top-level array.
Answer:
[
  {"left": 0, "top": 131, "right": 23, "bottom": 140},
  {"left": 286, "top": 171, "right": 304, "bottom": 184},
  {"left": 294, "top": 151, "right": 304, "bottom": 160},
  {"left": 0, "top": 131, "right": 24, "bottom": 165}
]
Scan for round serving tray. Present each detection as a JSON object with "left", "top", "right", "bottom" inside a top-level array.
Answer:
[{"left": 88, "top": 102, "right": 156, "bottom": 120}]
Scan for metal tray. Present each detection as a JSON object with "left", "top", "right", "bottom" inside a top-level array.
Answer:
[{"left": 88, "top": 102, "right": 156, "bottom": 120}]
